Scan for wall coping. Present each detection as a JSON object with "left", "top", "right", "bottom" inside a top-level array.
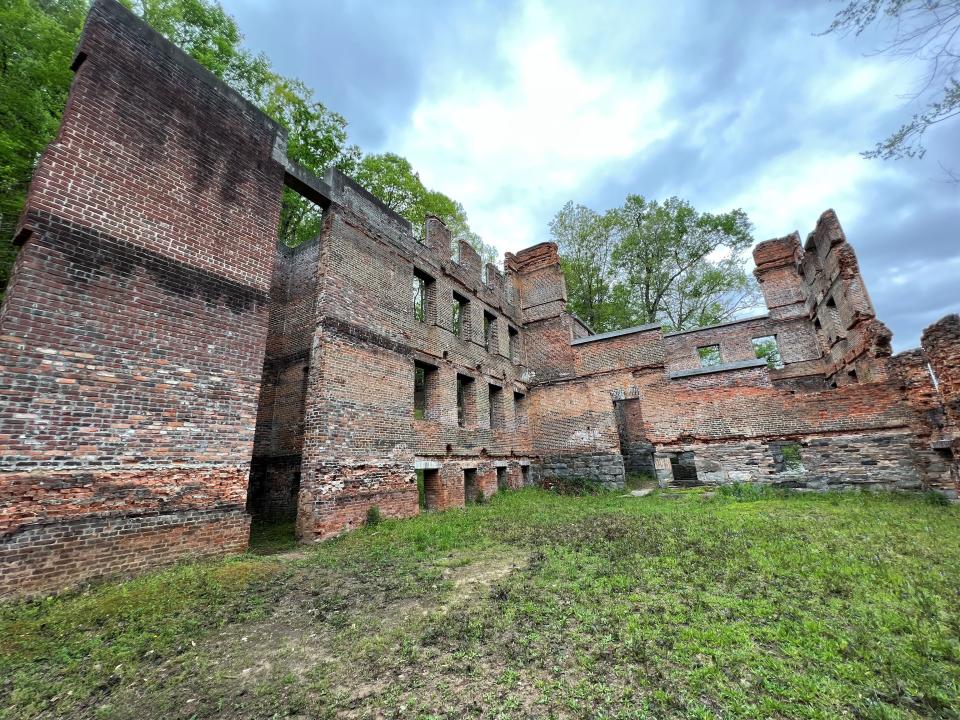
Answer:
[
  {"left": 668, "top": 358, "right": 769, "bottom": 379},
  {"left": 571, "top": 322, "right": 662, "bottom": 346},
  {"left": 663, "top": 314, "right": 771, "bottom": 338}
]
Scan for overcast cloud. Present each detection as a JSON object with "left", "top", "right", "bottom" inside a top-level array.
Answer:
[{"left": 222, "top": 0, "right": 959, "bottom": 351}]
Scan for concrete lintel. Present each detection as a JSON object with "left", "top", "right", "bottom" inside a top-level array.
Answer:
[
  {"left": 669, "top": 358, "right": 769, "bottom": 379},
  {"left": 493, "top": 461, "right": 509, "bottom": 468},
  {"left": 570, "top": 322, "right": 662, "bottom": 346},
  {"left": 414, "top": 459, "right": 442, "bottom": 470},
  {"left": 282, "top": 161, "right": 332, "bottom": 209}
]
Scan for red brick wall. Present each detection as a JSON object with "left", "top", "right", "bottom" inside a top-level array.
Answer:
[
  {"left": 921, "top": 314, "right": 960, "bottom": 493},
  {"left": 295, "top": 179, "right": 536, "bottom": 541},
  {"left": 248, "top": 240, "right": 320, "bottom": 521},
  {"left": 0, "top": 0, "right": 284, "bottom": 596},
  {"left": 522, "top": 213, "right": 950, "bottom": 493},
  {"left": 923, "top": 314, "right": 960, "bottom": 431}
]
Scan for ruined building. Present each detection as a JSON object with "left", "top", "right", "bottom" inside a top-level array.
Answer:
[{"left": 1, "top": 1, "right": 957, "bottom": 597}]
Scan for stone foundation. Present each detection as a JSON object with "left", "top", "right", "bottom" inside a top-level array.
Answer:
[{"left": 541, "top": 452, "right": 625, "bottom": 489}]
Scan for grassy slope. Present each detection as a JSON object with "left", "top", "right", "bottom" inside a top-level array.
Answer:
[{"left": 2, "top": 489, "right": 959, "bottom": 719}]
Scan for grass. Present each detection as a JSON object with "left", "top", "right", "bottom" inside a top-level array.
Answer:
[{"left": 2, "top": 488, "right": 959, "bottom": 719}]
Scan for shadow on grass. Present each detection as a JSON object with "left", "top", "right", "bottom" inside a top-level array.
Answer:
[{"left": 248, "top": 519, "right": 298, "bottom": 555}]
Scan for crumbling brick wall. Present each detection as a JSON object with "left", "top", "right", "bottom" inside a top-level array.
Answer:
[
  {"left": 923, "top": 315, "right": 960, "bottom": 431},
  {"left": 293, "top": 174, "right": 535, "bottom": 540},
  {"left": 520, "top": 212, "right": 953, "bottom": 495},
  {"left": 248, "top": 239, "right": 320, "bottom": 521},
  {"left": 920, "top": 314, "right": 960, "bottom": 492},
  {"left": 0, "top": 0, "right": 285, "bottom": 596}
]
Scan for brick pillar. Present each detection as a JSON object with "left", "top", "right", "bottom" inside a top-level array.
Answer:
[{"left": 654, "top": 453, "right": 675, "bottom": 488}]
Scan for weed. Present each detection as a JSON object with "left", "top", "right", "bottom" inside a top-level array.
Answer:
[
  {"left": 923, "top": 489, "right": 952, "bottom": 506},
  {"left": 365, "top": 505, "right": 382, "bottom": 526},
  {"left": 717, "top": 481, "right": 781, "bottom": 501},
  {"left": 551, "top": 476, "right": 604, "bottom": 496}
]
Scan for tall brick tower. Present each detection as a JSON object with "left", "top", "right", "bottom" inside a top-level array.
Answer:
[{"left": 0, "top": 0, "right": 286, "bottom": 595}]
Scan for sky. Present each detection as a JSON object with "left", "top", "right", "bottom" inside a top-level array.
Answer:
[{"left": 220, "top": 0, "right": 959, "bottom": 351}]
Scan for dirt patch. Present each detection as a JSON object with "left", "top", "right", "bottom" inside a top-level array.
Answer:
[{"left": 437, "top": 548, "right": 527, "bottom": 603}]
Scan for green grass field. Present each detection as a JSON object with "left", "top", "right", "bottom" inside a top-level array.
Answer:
[{"left": 2, "top": 488, "right": 959, "bottom": 719}]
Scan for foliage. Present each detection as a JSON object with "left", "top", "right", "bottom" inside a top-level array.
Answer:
[
  {"left": 0, "top": 0, "right": 486, "bottom": 293},
  {"left": 781, "top": 443, "right": 803, "bottom": 470},
  {"left": 261, "top": 78, "right": 360, "bottom": 246},
  {"left": 354, "top": 153, "right": 497, "bottom": 265},
  {"left": 2, "top": 490, "right": 958, "bottom": 718},
  {"left": 716, "top": 481, "right": 783, "bottom": 501},
  {"left": 365, "top": 505, "right": 382, "bottom": 527},
  {"left": 549, "top": 195, "right": 760, "bottom": 333},
  {"left": 550, "top": 202, "right": 632, "bottom": 332},
  {"left": 697, "top": 344, "right": 722, "bottom": 367},
  {"left": 613, "top": 196, "right": 759, "bottom": 331},
  {"left": 0, "top": 0, "right": 87, "bottom": 293},
  {"left": 549, "top": 475, "right": 605, "bottom": 496},
  {"left": 822, "top": 0, "right": 960, "bottom": 170},
  {"left": 924, "top": 489, "right": 952, "bottom": 506},
  {"left": 752, "top": 336, "right": 783, "bottom": 369},
  {"left": 125, "top": 0, "right": 273, "bottom": 100}
]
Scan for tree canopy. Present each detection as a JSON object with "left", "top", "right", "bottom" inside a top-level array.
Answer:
[
  {"left": 0, "top": 0, "right": 87, "bottom": 291},
  {"left": 355, "top": 153, "right": 498, "bottom": 265},
  {"left": 550, "top": 196, "right": 759, "bottom": 333},
  {"left": 0, "top": 0, "right": 488, "bottom": 294}
]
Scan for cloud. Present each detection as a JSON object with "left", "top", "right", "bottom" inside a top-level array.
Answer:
[
  {"left": 221, "top": 0, "right": 960, "bottom": 351},
  {"left": 386, "top": 0, "right": 677, "bottom": 249}
]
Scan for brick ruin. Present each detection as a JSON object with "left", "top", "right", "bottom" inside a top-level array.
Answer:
[{"left": 0, "top": 0, "right": 957, "bottom": 597}]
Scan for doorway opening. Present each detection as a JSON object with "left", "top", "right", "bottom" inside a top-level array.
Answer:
[
  {"left": 463, "top": 468, "right": 480, "bottom": 504},
  {"left": 417, "top": 468, "right": 442, "bottom": 510},
  {"left": 613, "top": 398, "right": 655, "bottom": 489},
  {"left": 669, "top": 452, "right": 700, "bottom": 486}
]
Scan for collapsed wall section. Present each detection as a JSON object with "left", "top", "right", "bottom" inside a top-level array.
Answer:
[{"left": 0, "top": 0, "right": 285, "bottom": 596}]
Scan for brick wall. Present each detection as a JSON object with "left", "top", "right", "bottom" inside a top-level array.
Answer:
[
  {"left": 921, "top": 314, "right": 960, "bottom": 493},
  {"left": 923, "top": 315, "right": 960, "bottom": 431},
  {"left": 522, "top": 211, "right": 953, "bottom": 495},
  {"left": 0, "top": 0, "right": 284, "bottom": 596},
  {"left": 294, "top": 175, "right": 536, "bottom": 540},
  {"left": 248, "top": 239, "right": 320, "bottom": 521},
  {"left": 1, "top": 0, "right": 957, "bottom": 598}
]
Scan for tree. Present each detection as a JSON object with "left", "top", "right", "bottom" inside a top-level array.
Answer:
[
  {"left": 753, "top": 337, "right": 783, "bottom": 369},
  {"left": 613, "top": 196, "right": 759, "bottom": 331},
  {"left": 549, "top": 202, "right": 630, "bottom": 332},
  {"left": 354, "top": 153, "right": 497, "bottom": 265},
  {"left": 0, "top": 0, "right": 87, "bottom": 293},
  {"left": 550, "top": 195, "right": 760, "bottom": 334},
  {"left": 126, "top": 0, "right": 273, "bottom": 102},
  {"left": 127, "top": 1, "right": 363, "bottom": 246},
  {"left": 0, "top": 0, "right": 482, "bottom": 292},
  {"left": 262, "top": 78, "right": 360, "bottom": 245},
  {"left": 822, "top": 0, "right": 960, "bottom": 165}
]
